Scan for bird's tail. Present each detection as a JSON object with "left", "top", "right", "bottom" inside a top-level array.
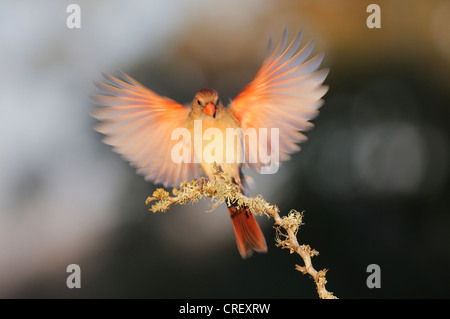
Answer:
[{"left": 228, "top": 203, "right": 267, "bottom": 259}]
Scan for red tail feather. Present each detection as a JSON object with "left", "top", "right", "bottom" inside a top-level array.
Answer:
[{"left": 228, "top": 204, "right": 267, "bottom": 259}]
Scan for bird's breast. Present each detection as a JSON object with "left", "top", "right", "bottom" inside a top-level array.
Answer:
[{"left": 189, "top": 118, "right": 244, "bottom": 176}]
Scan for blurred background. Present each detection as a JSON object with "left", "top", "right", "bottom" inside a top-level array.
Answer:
[{"left": 1, "top": 0, "right": 449, "bottom": 299}]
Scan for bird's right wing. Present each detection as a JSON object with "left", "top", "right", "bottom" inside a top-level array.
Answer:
[{"left": 91, "top": 72, "right": 201, "bottom": 187}]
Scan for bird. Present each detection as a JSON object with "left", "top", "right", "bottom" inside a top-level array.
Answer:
[{"left": 90, "top": 28, "right": 328, "bottom": 259}]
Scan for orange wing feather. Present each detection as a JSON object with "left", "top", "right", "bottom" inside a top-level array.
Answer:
[
  {"left": 91, "top": 72, "right": 200, "bottom": 187},
  {"left": 231, "top": 28, "right": 329, "bottom": 172}
]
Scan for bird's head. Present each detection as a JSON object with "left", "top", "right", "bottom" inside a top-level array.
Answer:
[{"left": 193, "top": 88, "right": 220, "bottom": 118}]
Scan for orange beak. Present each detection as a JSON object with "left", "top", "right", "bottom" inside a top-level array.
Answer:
[{"left": 203, "top": 102, "right": 216, "bottom": 118}]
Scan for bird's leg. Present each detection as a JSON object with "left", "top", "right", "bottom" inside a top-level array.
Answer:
[{"left": 197, "top": 177, "right": 207, "bottom": 189}]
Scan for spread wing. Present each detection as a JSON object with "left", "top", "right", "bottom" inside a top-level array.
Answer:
[
  {"left": 91, "top": 72, "right": 200, "bottom": 187},
  {"left": 230, "top": 28, "right": 329, "bottom": 173}
]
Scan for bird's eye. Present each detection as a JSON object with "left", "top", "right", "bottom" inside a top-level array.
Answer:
[{"left": 197, "top": 100, "right": 202, "bottom": 106}]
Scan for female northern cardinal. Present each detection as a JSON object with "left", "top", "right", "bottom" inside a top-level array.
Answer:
[{"left": 91, "top": 28, "right": 328, "bottom": 258}]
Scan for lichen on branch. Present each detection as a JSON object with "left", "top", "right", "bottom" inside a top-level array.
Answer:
[{"left": 145, "top": 167, "right": 337, "bottom": 299}]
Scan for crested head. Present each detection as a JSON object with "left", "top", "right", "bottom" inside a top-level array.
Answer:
[
  {"left": 194, "top": 88, "right": 219, "bottom": 104},
  {"left": 192, "top": 88, "right": 222, "bottom": 118}
]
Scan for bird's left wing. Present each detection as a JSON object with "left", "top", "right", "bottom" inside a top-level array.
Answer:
[
  {"left": 230, "top": 28, "right": 328, "bottom": 173},
  {"left": 91, "top": 72, "right": 201, "bottom": 187}
]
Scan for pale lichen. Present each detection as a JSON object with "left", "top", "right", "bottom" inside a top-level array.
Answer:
[{"left": 145, "top": 165, "right": 337, "bottom": 299}]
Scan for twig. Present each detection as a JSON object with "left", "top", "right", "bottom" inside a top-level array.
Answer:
[{"left": 145, "top": 168, "right": 337, "bottom": 299}]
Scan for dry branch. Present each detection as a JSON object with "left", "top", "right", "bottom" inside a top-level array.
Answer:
[{"left": 145, "top": 168, "right": 337, "bottom": 299}]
